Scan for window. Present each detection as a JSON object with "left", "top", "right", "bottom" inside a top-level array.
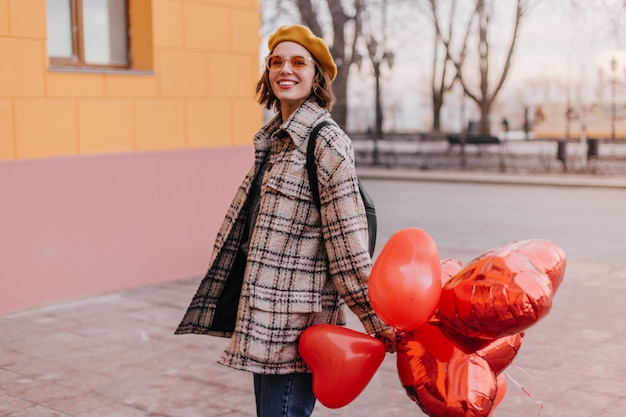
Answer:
[{"left": 46, "top": 0, "right": 130, "bottom": 69}]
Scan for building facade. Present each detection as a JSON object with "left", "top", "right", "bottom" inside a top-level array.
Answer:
[{"left": 0, "top": 0, "right": 262, "bottom": 314}]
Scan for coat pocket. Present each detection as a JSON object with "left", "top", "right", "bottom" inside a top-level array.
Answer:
[
  {"left": 249, "top": 285, "right": 322, "bottom": 313},
  {"left": 265, "top": 172, "right": 312, "bottom": 203}
]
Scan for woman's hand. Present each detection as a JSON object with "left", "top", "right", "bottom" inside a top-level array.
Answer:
[{"left": 376, "top": 328, "right": 397, "bottom": 353}]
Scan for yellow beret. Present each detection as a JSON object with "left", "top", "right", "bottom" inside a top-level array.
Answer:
[{"left": 267, "top": 25, "right": 337, "bottom": 81}]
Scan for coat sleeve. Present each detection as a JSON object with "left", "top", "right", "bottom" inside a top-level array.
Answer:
[{"left": 314, "top": 125, "right": 390, "bottom": 335}]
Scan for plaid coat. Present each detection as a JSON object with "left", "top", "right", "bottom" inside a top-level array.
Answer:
[{"left": 175, "top": 102, "right": 389, "bottom": 375}]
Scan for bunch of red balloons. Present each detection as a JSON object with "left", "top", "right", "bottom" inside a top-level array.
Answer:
[{"left": 299, "top": 227, "right": 566, "bottom": 416}]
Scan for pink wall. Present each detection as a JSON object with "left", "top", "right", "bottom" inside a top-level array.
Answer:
[{"left": 0, "top": 146, "right": 253, "bottom": 314}]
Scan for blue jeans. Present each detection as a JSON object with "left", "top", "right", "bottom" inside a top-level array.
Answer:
[{"left": 253, "top": 373, "right": 316, "bottom": 417}]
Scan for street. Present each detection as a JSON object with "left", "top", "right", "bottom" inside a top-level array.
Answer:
[{"left": 364, "top": 178, "right": 626, "bottom": 264}]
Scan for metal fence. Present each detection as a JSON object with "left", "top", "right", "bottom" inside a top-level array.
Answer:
[{"left": 352, "top": 135, "right": 626, "bottom": 175}]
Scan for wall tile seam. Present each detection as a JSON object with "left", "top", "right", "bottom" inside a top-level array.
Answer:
[{"left": 0, "top": 33, "right": 45, "bottom": 41}]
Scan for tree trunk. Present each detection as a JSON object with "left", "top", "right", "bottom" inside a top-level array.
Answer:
[
  {"left": 373, "top": 63, "right": 382, "bottom": 136},
  {"left": 428, "top": 0, "right": 464, "bottom": 133},
  {"left": 297, "top": 0, "right": 363, "bottom": 128},
  {"left": 480, "top": 100, "right": 491, "bottom": 135},
  {"left": 432, "top": 91, "right": 443, "bottom": 131},
  {"left": 451, "top": 0, "right": 527, "bottom": 136}
]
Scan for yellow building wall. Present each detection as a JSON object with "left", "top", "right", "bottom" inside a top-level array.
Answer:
[{"left": 0, "top": 0, "right": 262, "bottom": 161}]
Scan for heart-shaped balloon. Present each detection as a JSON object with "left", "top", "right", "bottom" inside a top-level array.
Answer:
[
  {"left": 440, "top": 257, "right": 464, "bottom": 286},
  {"left": 397, "top": 325, "right": 497, "bottom": 417},
  {"left": 297, "top": 236, "right": 565, "bottom": 417},
  {"left": 429, "top": 321, "right": 495, "bottom": 353},
  {"left": 436, "top": 240, "right": 565, "bottom": 340},
  {"left": 298, "top": 324, "right": 386, "bottom": 408},
  {"left": 487, "top": 373, "right": 508, "bottom": 417},
  {"left": 476, "top": 332, "right": 524, "bottom": 375},
  {"left": 517, "top": 239, "right": 566, "bottom": 291},
  {"left": 369, "top": 228, "right": 442, "bottom": 330}
]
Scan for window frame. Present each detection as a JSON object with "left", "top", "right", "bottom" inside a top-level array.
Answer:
[{"left": 48, "top": 0, "right": 132, "bottom": 70}]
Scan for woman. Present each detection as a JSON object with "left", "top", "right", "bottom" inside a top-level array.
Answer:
[{"left": 176, "top": 24, "right": 396, "bottom": 417}]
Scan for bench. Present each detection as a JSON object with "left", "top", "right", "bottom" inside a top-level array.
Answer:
[
  {"left": 446, "top": 134, "right": 501, "bottom": 145},
  {"left": 446, "top": 134, "right": 503, "bottom": 169}
]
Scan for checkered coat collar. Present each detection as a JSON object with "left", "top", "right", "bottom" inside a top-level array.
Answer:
[{"left": 254, "top": 101, "right": 330, "bottom": 155}]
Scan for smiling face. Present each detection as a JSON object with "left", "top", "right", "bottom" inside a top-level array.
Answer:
[{"left": 268, "top": 41, "right": 317, "bottom": 121}]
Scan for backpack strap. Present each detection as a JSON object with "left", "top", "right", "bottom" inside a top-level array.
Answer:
[
  {"left": 306, "top": 120, "right": 334, "bottom": 211},
  {"left": 306, "top": 120, "right": 377, "bottom": 257}
]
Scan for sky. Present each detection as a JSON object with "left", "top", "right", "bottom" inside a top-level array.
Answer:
[{"left": 512, "top": 1, "right": 625, "bottom": 83}]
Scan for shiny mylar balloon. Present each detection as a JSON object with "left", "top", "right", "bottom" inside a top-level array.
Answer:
[
  {"left": 435, "top": 240, "right": 566, "bottom": 340},
  {"left": 440, "top": 257, "right": 464, "bottom": 286},
  {"left": 397, "top": 324, "right": 498, "bottom": 417},
  {"left": 519, "top": 239, "right": 567, "bottom": 291},
  {"left": 300, "top": 236, "right": 565, "bottom": 417},
  {"left": 298, "top": 324, "right": 386, "bottom": 408},
  {"left": 369, "top": 228, "right": 442, "bottom": 330},
  {"left": 487, "top": 373, "right": 508, "bottom": 417},
  {"left": 476, "top": 332, "right": 524, "bottom": 375}
]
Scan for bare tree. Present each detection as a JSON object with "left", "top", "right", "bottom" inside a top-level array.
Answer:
[
  {"left": 432, "top": 0, "right": 534, "bottom": 135},
  {"left": 596, "top": 0, "right": 626, "bottom": 46},
  {"left": 427, "top": 0, "right": 467, "bottom": 131},
  {"left": 458, "top": 0, "right": 532, "bottom": 135},
  {"left": 296, "top": 0, "right": 365, "bottom": 127},
  {"left": 361, "top": 1, "right": 394, "bottom": 138}
]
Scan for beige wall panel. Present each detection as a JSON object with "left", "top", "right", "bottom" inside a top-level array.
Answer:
[
  {"left": 14, "top": 99, "right": 77, "bottom": 158},
  {"left": 0, "top": 38, "right": 45, "bottom": 97},
  {"left": 186, "top": 99, "right": 231, "bottom": 147},
  {"left": 105, "top": 74, "right": 158, "bottom": 98},
  {"left": 208, "top": 53, "right": 257, "bottom": 98},
  {"left": 0, "top": 99, "right": 15, "bottom": 159},
  {"left": 232, "top": 99, "right": 262, "bottom": 145},
  {"left": 0, "top": 0, "right": 9, "bottom": 36},
  {"left": 46, "top": 72, "right": 105, "bottom": 97},
  {"left": 183, "top": 3, "right": 229, "bottom": 51},
  {"left": 152, "top": 0, "right": 183, "bottom": 47},
  {"left": 135, "top": 99, "right": 186, "bottom": 150},
  {"left": 232, "top": 8, "right": 260, "bottom": 53},
  {"left": 9, "top": 0, "right": 46, "bottom": 39},
  {"left": 78, "top": 100, "right": 134, "bottom": 153},
  {"left": 159, "top": 50, "right": 208, "bottom": 97}
]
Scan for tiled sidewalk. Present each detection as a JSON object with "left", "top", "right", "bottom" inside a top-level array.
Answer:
[{"left": 2, "top": 255, "right": 626, "bottom": 417}]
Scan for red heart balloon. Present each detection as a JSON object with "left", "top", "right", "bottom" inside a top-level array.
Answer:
[
  {"left": 517, "top": 239, "right": 566, "bottom": 291},
  {"left": 397, "top": 326, "right": 497, "bottom": 417},
  {"left": 436, "top": 240, "right": 566, "bottom": 340},
  {"left": 487, "top": 373, "right": 508, "bottom": 417},
  {"left": 396, "top": 324, "right": 456, "bottom": 389},
  {"left": 298, "top": 324, "right": 386, "bottom": 409},
  {"left": 369, "top": 228, "right": 442, "bottom": 330},
  {"left": 476, "top": 332, "right": 524, "bottom": 375},
  {"left": 429, "top": 321, "right": 495, "bottom": 353},
  {"left": 440, "top": 257, "right": 463, "bottom": 286}
]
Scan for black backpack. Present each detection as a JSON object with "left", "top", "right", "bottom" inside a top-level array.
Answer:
[{"left": 306, "top": 120, "right": 377, "bottom": 257}]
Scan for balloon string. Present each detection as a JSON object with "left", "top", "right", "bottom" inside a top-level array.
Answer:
[{"left": 504, "top": 365, "right": 544, "bottom": 417}]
